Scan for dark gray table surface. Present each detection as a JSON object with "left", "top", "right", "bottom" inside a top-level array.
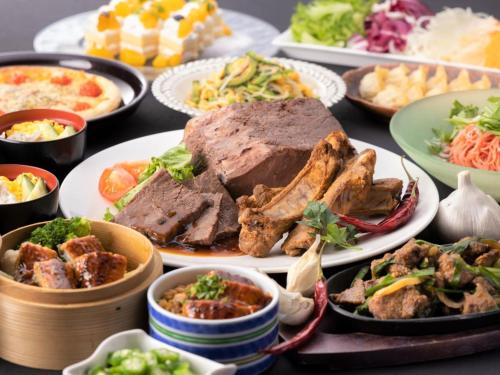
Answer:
[{"left": 0, "top": 0, "right": 499, "bottom": 374}]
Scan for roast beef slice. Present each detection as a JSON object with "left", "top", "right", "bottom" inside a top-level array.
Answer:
[{"left": 113, "top": 169, "right": 210, "bottom": 244}]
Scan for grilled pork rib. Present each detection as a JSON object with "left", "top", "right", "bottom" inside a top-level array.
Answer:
[
  {"left": 282, "top": 149, "right": 376, "bottom": 256},
  {"left": 238, "top": 135, "right": 350, "bottom": 257}
]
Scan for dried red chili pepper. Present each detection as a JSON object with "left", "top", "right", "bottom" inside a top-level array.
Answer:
[
  {"left": 263, "top": 278, "right": 328, "bottom": 355},
  {"left": 338, "top": 158, "right": 419, "bottom": 234}
]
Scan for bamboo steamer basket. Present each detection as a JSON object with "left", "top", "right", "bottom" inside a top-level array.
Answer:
[{"left": 0, "top": 220, "right": 164, "bottom": 370}]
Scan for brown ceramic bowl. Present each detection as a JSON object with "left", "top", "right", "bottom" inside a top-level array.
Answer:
[
  {"left": 342, "top": 64, "right": 500, "bottom": 119},
  {"left": 0, "top": 164, "right": 59, "bottom": 234},
  {"left": 0, "top": 109, "right": 86, "bottom": 173}
]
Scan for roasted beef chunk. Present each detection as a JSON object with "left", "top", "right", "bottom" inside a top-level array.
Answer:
[
  {"left": 462, "top": 282, "right": 497, "bottom": 314},
  {"left": 73, "top": 251, "right": 127, "bottom": 288},
  {"left": 182, "top": 300, "right": 261, "bottom": 319},
  {"left": 113, "top": 169, "right": 211, "bottom": 244},
  {"left": 179, "top": 193, "right": 223, "bottom": 246},
  {"left": 438, "top": 253, "right": 474, "bottom": 287},
  {"left": 14, "top": 242, "right": 58, "bottom": 284},
  {"left": 184, "top": 98, "right": 344, "bottom": 197},
  {"left": 368, "top": 286, "right": 431, "bottom": 320},
  {"left": 59, "top": 235, "right": 104, "bottom": 262},
  {"left": 282, "top": 149, "right": 376, "bottom": 256},
  {"left": 184, "top": 169, "right": 240, "bottom": 240},
  {"left": 238, "top": 137, "right": 344, "bottom": 257},
  {"left": 332, "top": 279, "right": 365, "bottom": 305},
  {"left": 32, "top": 258, "right": 76, "bottom": 289}
]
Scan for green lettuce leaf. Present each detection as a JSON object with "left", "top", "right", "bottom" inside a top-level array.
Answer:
[{"left": 291, "top": 0, "right": 375, "bottom": 46}]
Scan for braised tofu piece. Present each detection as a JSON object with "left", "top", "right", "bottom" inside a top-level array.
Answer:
[
  {"left": 73, "top": 251, "right": 127, "bottom": 288},
  {"left": 33, "top": 258, "right": 76, "bottom": 289},
  {"left": 15, "top": 242, "right": 58, "bottom": 284},
  {"left": 59, "top": 235, "right": 105, "bottom": 262}
]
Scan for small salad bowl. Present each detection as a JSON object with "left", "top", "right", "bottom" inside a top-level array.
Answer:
[
  {"left": 0, "top": 164, "right": 58, "bottom": 234},
  {"left": 0, "top": 109, "right": 87, "bottom": 173},
  {"left": 147, "top": 265, "right": 280, "bottom": 375},
  {"left": 63, "top": 329, "right": 237, "bottom": 375}
]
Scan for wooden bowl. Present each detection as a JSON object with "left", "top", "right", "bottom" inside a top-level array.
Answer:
[
  {"left": 342, "top": 64, "right": 500, "bottom": 119},
  {"left": 0, "top": 220, "right": 163, "bottom": 370}
]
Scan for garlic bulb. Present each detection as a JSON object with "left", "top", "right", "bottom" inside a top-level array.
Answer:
[
  {"left": 277, "top": 285, "right": 314, "bottom": 325},
  {"left": 434, "top": 171, "right": 500, "bottom": 242},
  {"left": 286, "top": 234, "right": 322, "bottom": 297},
  {"left": 255, "top": 268, "right": 314, "bottom": 326}
]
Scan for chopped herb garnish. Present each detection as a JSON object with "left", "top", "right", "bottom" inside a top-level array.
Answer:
[
  {"left": 298, "top": 201, "right": 358, "bottom": 249},
  {"left": 189, "top": 273, "right": 226, "bottom": 300}
]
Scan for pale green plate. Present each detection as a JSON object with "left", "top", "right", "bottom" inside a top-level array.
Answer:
[{"left": 390, "top": 89, "right": 500, "bottom": 201}]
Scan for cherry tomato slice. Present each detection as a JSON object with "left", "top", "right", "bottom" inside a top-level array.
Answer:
[
  {"left": 99, "top": 166, "right": 137, "bottom": 203},
  {"left": 79, "top": 80, "right": 102, "bottom": 97},
  {"left": 117, "top": 160, "right": 149, "bottom": 180}
]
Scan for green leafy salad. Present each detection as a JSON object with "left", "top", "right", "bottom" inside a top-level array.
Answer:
[{"left": 291, "top": 0, "right": 375, "bottom": 46}]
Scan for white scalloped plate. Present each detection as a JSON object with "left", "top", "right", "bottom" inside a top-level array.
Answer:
[
  {"left": 60, "top": 130, "right": 439, "bottom": 273},
  {"left": 151, "top": 57, "right": 346, "bottom": 116}
]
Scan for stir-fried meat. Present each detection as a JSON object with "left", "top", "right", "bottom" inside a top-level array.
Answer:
[
  {"left": 222, "top": 280, "right": 272, "bottom": 306},
  {"left": 182, "top": 300, "right": 261, "bottom": 319},
  {"left": 282, "top": 149, "right": 376, "bottom": 256},
  {"left": 461, "top": 240, "right": 490, "bottom": 264},
  {"left": 179, "top": 193, "right": 223, "bottom": 246},
  {"left": 474, "top": 248, "right": 500, "bottom": 267},
  {"left": 59, "top": 235, "right": 104, "bottom": 262},
  {"left": 438, "top": 253, "right": 474, "bottom": 287},
  {"left": 393, "top": 239, "right": 425, "bottom": 268},
  {"left": 14, "top": 242, "right": 58, "bottom": 284},
  {"left": 348, "top": 178, "right": 403, "bottom": 217},
  {"left": 368, "top": 286, "right": 431, "bottom": 320},
  {"left": 473, "top": 277, "right": 496, "bottom": 295},
  {"left": 73, "top": 251, "right": 127, "bottom": 288},
  {"left": 32, "top": 258, "right": 76, "bottom": 289},
  {"left": 332, "top": 279, "right": 365, "bottom": 305},
  {"left": 388, "top": 264, "right": 411, "bottom": 277},
  {"left": 370, "top": 253, "right": 393, "bottom": 277},
  {"left": 462, "top": 281, "right": 497, "bottom": 314},
  {"left": 238, "top": 138, "right": 344, "bottom": 257}
]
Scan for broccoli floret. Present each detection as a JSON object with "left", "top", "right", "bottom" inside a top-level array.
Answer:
[{"left": 27, "top": 217, "right": 91, "bottom": 249}]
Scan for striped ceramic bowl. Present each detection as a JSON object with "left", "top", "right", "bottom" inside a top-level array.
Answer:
[{"left": 147, "top": 265, "right": 280, "bottom": 375}]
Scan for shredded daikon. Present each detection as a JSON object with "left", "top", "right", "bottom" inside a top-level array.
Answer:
[{"left": 405, "top": 8, "right": 500, "bottom": 66}]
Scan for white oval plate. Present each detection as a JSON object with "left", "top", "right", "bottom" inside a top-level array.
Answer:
[
  {"left": 60, "top": 130, "right": 439, "bottom": 273},
  {"left": 34, "top": 9, "right": 280, "bottom": 81},
  {"left": 152, "top": 57, "right": 346, "bottom": 116},
  {"left": 63, "top": 329, "right": 236, "bottom": 375}
]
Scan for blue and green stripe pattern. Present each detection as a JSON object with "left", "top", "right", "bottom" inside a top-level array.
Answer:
[{"left": 148, "top": 303, "right": 279, "bottom": 374}]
